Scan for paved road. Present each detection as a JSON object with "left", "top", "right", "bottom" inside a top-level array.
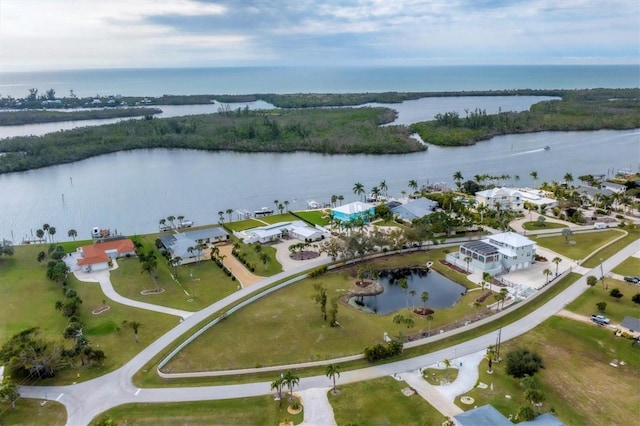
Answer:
[{"left": 19, "top": 238, "right": 640, "bottom": 425}]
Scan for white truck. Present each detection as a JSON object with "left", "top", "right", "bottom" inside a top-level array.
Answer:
[{"left": 591, "top": 314, "right": 610, "bottom": 325}]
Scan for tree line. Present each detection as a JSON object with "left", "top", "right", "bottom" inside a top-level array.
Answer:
[{"left": 0, "top": 107, "right": 420, "bottom": 174}]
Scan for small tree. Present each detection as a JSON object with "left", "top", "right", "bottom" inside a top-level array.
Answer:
[
  {"left": 632, "top": 293, "right": 640, "bottom": 305},
  {"left": 122, "top": 320, "right": 142, "bottom": 343},
  {"left": 271, "top": 376, "right": 285, "bottom": 407},
  {"left": 282, "top": 370, "right": 300, "bottom": 403},
  {"left": 561, "top": 228, "right": 573, "bottom": 244},
  {"left": 505, "top": 347, "right": 544, "bottom": 378},
  {"left": 0, "top": 381, "right": 20, "bottom": 410},
  {"left": 586, "top": 275, "right": 598, "bottom": 290},
  {"left": 329, "top": 297, "right": 339, "bottom": 327},
  {"left": 595, "top": 301, "right": 607, "bottom": 313},
  {"left": 609, "top": 288, "right": 623, "bottom": 302},
  {"left": 326, "top": 364, "right": 341, "bottom": 394},
  {"left": 312, "top": 283, "right": 327, "bottom": 321}
]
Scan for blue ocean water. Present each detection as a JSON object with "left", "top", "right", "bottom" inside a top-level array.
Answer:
[{"left": 0, "top": 65, "right": 638, "bottom": 98}]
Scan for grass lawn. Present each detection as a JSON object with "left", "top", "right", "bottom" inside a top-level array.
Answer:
[
  {"left": 110, "top": 255, "right": 238, "bottom": 311},
  {"left": 0, "top": 399, "right": 66, "bottom": 425},
  {"left": 258, "top": 213, "right": 300, "bottom": 224},
  {"left": 565, "top": 278, "right": 640, "bottom": 323},
  {"left": 462, "top": 316, "right": 640, "bottom": 425},
  {"left": 612, "top": 256, "right": 640, "bottom": 276},
  {"left": 292, "top": 210, "right": 329, "bottom": 226},
  {"left": 161, "top": 250, "right": 493, "bottom": 373},
  {"left": 223, "top": 219, "right": 265, "bottom": 232},
  {"left": 0, "top": 244, "right": 180, "bottom": 385},
  {"left": 581, "top": 225, "right": 639, "bottom": 268},
  {"left": 231, "top": 241, "right": 282, "bottom": 277},
  {"left": 329, "top": 376, "right": 445, "bottom": 426},
  {"left": 422, "top": 367, "right": 459, "bottom": 385},
  {"left": 89, "top": 396, "right": 303, "bottom": 425},
  {"left": 522, "top": 221, "right": 567, "bottom": 230},
  {"left": 533, "top": 229, "right": 622, "bottom": 261}
]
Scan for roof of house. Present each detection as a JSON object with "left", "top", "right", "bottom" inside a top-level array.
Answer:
[
  {"left": 519, "top": 412, "right": 565, "bottom": 425},
  {"left": 454, "top": 405, "right": 513, "bottom": 426},
  {"left": 77, "top": 239, "right": 135, "bottom": 266},
  {"left": 575, "top": 185, "right": 614, "bottom": 198},
  {"left": 182, "top": 227, "right": 228, "bottom": 241},
  {"left": 601, "top": 182, "right": 626, "bottom": 191},
  {"left": 621, "top": 316, "right": 640, "bottom": 331},
  {"left": 476, "top": 187, "right": 521, "bottom": 199},
  {"left": 331, "top": 201, "right": 374, "bottom": 215},
  {"left": 391, "top": 197, "right": 438, "bottom": 220},
  {"left": 488, "top": 232, "right": 535, "bottom": 248}
]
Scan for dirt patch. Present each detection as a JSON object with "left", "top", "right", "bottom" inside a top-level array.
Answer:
[
  {"left": 355, "top": 280, "right": 373, "bottom": 288},
  {"left": 289, "top": 250, "right": 320, "bottom": 261},
  {"left": 413, "top": 307, "right": 435, "bottom": 316},
  {"left": 141, "top": 288, "right": 165, "bottom": 295}
]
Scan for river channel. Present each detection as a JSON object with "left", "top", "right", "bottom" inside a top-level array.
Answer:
[{"left": 0, "top": 96, "right": 637, "bottom": 242}]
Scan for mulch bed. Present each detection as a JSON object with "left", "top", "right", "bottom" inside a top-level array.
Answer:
[
  {"left": 92, "top": 305, "right": 110, "bottom": 315},
  {"left": 289, "top": 250, "right": 320, "bottom": 261},
  {"left": 141, "top": 288, "right": 165, "bottom": 295},
  {"left": 413, "top": 307, "right": 435, "bottom": 316},
  {"left": 440, "top": 259, "right": 469, "bottom": 274},
  {"left": 475, "top": 291, "right": 493, "bottom": 303},
  {"left": 355, "top": 280, "right": 373, "bottom": 288}
]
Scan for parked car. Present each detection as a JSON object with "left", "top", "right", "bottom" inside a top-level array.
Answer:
[
  {"left": 591, "top": 314, "right": 610, "bottom": 325},
  {"left": 623, "top": 276, "right": 640, "bottom": 283}
]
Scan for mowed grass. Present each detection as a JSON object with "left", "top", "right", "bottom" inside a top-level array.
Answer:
[
  {"left": 522, "top": 221, "right": 567, "bottom": 230},
  {"left": 0, "top": 399, "right": 66, "bottom": 426},
  {"left": 0, "top": 244, "right": 181, "bottom": 385},
  {"left": 293, "top": 210, "right": 329, "bottom": 226},
  {"left": 162, "top": 250, "right": 490, "bottom": 372},
  {"left": 223, "top": 219, "right": 265, "bottom": 232},
  {"left": 612, "top": 255, "right": 640, "bottom": 276},
  {"left": 110, "top": 255, "right": 238, "bottom": 311},
  {"left": 533, "top": 229, "right": 623, "bottom": 260},
  {"left": 565, "top": 278, "right": 640, "bottom": 323},
  {"left": 258, "top": 213, "right": 299, "bottom": 224},
  {"left": 463, "top": 316, "right": 640, "bottom": 425},
  {"left": 89, "top": 396, "right": 303, "bottom": 425},
  {"left": 581, "top": 225, "right": 639, "bottom": 268},
  {"left": 329, "top": 376, "right": 445, "bottom": 426}
]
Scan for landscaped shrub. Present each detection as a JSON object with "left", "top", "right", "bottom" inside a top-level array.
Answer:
[
  {"left": 363, "top": 340, "right": 403, "bottom": 362},
  {"left": 308, "top": 265, "right": 328, "bottom": 278},
  {"left": 505, "top": 347, "right": 544, "bottom": 378}
]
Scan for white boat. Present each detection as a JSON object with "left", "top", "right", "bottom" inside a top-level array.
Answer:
[{"left": 254, "top": 207, "right": 274, "bottom": 216}]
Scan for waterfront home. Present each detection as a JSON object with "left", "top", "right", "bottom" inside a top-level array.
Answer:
[
  {"left": 445, "top": 232, "right": 536, "bottom": 275},
  {"left": 331, "top": 201, "right": 375, "bottom": 223},
  {"left": 454, "top": 404, "right": 564, "bottom": 426},
  {"left": 475, "top": 187, "right": 525, "bottom": 212},
  {"left": 182, "top": 227, "right": 229, "bottom": 244},
  {"left": 235, "top": 221, "right": 330, "bottom": 244},
  {"left": 390, "top": 197, "right": 438, "bottom": 221},
  {"left": 76, "top": 238, "right": 136, "bottom": 272}
]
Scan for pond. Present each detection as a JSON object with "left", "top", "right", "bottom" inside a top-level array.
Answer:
[{"left": 359, "top": 268, "right": 467, "bottom": 315}]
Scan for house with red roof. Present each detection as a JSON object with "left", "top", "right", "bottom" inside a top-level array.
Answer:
[{"left": 76, "top": 238, "right": 136, "bottom": 272}]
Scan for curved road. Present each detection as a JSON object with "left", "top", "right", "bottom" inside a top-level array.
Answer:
[{"left": 20, "top": 239, "right": 640, "bottom": 425}]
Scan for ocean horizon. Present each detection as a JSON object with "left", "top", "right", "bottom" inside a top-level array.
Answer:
[{"left": 0, "top": 65, "right": 638, "bottom": 99}]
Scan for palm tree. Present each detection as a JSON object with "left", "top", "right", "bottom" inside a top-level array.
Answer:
[
  {"left": 139, "top": 250, "right": 159, "bottom": 289},
  {"left": 122, "top": 320, "right": 142, "bottom": 343},
  {"left": 482, "top": 272, "right": 493, "bottom": 291},
  {"left": 398, "top": 277, "right": 409, "bottom": 310},
  {"left": 353, "top": 182, "right": 365, "bottom": 201},
  {"left": 169, "top": 256, "right": 182, "bottom": 278},
  {"left": 218, "top": 211, "right": 224, "bottom": 224},
  {"left": 48, "top": 226, "right": 56, "bottom": 242},
  {"left": 443, "top": 358, "right": 451, "bottom": 381},
  {"left": 330, "top": 194, "right": 338, "bottom": 207},
  {"left": 37, "top": 251, "right": 46, "bottom": 262},
  {"left": 271, "top": 376, "right": 285, "bottom": 406},
  {"left": 421, "top": 291, "right": 429, "bottom": 311},
  {"left": 561, "top": 228, "right": 573, "bottom": 244},
  {"left": 167, "top": 215, "right": 175, "bottom": 228},
  {"left": 226, "top": 208, "right": 233, "bottom": 223},
  {"left": 177, "top": 215, "right": 185, "bottom": 226},
  {"left": 325, "top": 364, "right": 341, "bottom": 394},
  {"left": 159, "top": 218, "right": 166, "bottom": 229},
  {"left": 278, "top": 203, "right": 284, "bottom": 214},
  {"left": 195, "top": 243, "right": 205, "bottom": 264},
  {"left": 337, "top": 195, "right": 344, "bottom": 205},
  {"left": 426, "top": 314, "right": 434, "bottom": 336},
  {"left": 67, "top": 229, "right": 77, "bottom": 241},
  {"left": 259, "top": 252, "right": 270, "bottom": 271},
  {"left": 453, "top": 171, "right": 463, "bottom": 190},
  {"left": 530, "top": 171, "right": 538, "bottom": 186},
  {"left": 379, "top": 180, "right": 388, "bottom": 197},
  {"left": 563, "top": 172, "right": 574, "bottom": 187},
  {"left": 464, "top": 255, "right": 471, "bottom": 273},
  {"left": 273, "top": 199, "right": 279, "bottom": 211},
  {"left": 36, "top": 228, "right": 45, "bottom": 242},
  {"left": 408, "top": 179, "right": 418, "bottom": 194},
  {"left": 282, "top": 370, "right": 300, "bottom": 402},
  {"left": 543, "top": 268, "right": 552, "bottom": 284},
  {"left": 552, "top": 256, "right": 562, "bottom": 275},
  {"left": 409, "top": 290, "right": 416, "bottom": 310},
  {"left": 283, "top": 200, "right": 289, "bottom": 212}
]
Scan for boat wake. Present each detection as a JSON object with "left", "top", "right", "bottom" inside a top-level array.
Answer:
[{"left": 509, "top": 148, "right": 547, "bottom": 156}]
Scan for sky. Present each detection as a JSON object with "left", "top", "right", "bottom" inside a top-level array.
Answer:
[{"left": 1, "top": 0, "right": 638, "bottom": 71}]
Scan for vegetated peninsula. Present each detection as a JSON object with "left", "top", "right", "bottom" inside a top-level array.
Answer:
[
  {"left": 0, "top": 107, "right": 416, "bottom": 174},
  {"left": 0, "top": 88, "right": 638, "bottom": 174},
  {"left": 410, "top": 88, "right": 640, "bottom": 146},
  {"left": 0, "top": 107, "right": 162, "bottom": 126}
]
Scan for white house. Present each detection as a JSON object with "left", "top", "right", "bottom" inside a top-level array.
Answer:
[
  {"left": 237, "top": 221, "right": 330, "bottom": 244},
  {"left": 446, "top": 232, "right": 536, "bottom": 275},
  {"left": 475, "top": 187, "right": 524, "bottom": 212}
]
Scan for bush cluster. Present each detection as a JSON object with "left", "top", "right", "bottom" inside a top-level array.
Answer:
[{"left": 364, "top": 340, "right": 403, "bottom": 362}]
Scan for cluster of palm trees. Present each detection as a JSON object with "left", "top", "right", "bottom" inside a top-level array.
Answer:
[
  {"left": 159, "top": 215, "right": 188, "bottom": 230},
  {"left": 270, "top": 370, "right": 300, "bottom": 407},
  {"left": 35, "top": 223, "right": 57, "bottom": 243}
]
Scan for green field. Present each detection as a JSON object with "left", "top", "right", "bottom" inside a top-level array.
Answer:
[
  {"left": 90, "top": 396, "right": 303, "bottom": 425},
  {"left": 0, "top": 398, "right": 66, "bottom": 425},
  {"left": 533, "top": 230, "right": 623, "bottom": 261},
  {"left": 611, "top": 256, "right": 640, "bottom": 277},
  {"left": 463, "top": 316, "right": 640, "bottom": 425},
  {"left": 293, "top": 210, "right": 330, "bottom": 226},
  {"left": 565, "top": 278, "right": 640, "bottom": 323},
  {"left": 329, "top": 376, "right": 445, "bottom": 425}
]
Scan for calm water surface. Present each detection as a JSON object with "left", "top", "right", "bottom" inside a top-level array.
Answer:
[
  {"left": 361, "top": 270, "right": 466, "bottom": 315},
  {"left": 0, "top": 128, "right": 637, "bottom": 242}
]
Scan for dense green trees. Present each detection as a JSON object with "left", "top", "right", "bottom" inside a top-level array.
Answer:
[
  {"left": 505, "top": 347, "right": 544, "bottom": 378},
  {"left": 0, "top": 107, "right": 420, "bottom": 174}
]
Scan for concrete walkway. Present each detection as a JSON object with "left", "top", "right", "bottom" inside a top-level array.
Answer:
[
  {"left": 298, "top": 387, "right": 337, "bottom": 426},
  {"left": 74, "top": 262, "right": 193, "bottom": 320}
]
